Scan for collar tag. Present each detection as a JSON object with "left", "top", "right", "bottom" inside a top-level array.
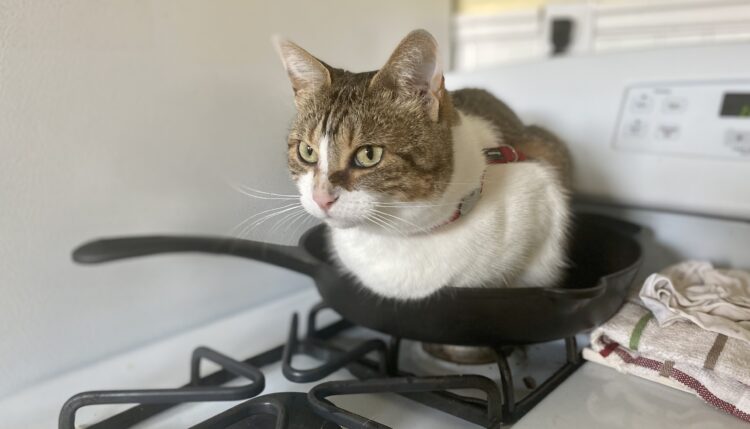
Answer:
[{"left": 458, "top": 187, "right": 482, "bottom": 217}]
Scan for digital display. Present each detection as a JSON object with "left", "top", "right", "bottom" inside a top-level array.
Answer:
[{"left": 720, "top": 93, "right": 750, "bottom": 118}]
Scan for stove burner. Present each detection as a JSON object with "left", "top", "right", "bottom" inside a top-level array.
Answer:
[
  {"left": 421, "top": 343, "right": 499, "bottom": 365},
  {"left": 60, "top": 303, "right": 584, "bottom": 429}
]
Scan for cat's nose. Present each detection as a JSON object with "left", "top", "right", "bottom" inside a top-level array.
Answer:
[{"left": 313, "top": 191, "right": 338, "bottom": 212}]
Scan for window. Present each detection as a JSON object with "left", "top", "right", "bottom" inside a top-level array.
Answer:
[{"left": 453, "top": 0, "right": 750, "bottom": 70}]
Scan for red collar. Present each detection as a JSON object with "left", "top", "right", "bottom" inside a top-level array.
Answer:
[
  {"left": 437, "top": 145, "right": 527, "bottom": 228},
  {"left": 483, "top": 145, "right": 527, "bottom": 164}
]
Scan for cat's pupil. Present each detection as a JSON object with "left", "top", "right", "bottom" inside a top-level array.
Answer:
[
  {"left": 365, "top": 146, "right": 373, "bottom": 160},
  {"left": 306, "top": 145, "right": 313, "bottom": 156}
]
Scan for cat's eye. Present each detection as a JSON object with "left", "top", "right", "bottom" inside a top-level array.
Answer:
[
  {"left": 354, "top": 145, "right": 383, "bottom": 168},
  {"left": 297, "top": 142, "right": 318, "bottom": 164}
]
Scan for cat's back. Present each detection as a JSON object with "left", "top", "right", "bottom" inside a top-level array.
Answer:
[
  {"left": 451, "top": 88, "right": 526, "bottom": 147},
  {"left": 451, "top": 88, "right": 572, "bottom": 185}
]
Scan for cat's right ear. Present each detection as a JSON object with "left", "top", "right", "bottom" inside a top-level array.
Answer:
[
  {"left": 369, "top": 30, "right": 444, "bottom": 122},
  {"left": 273, "top": 36, "right": 330, "bottom": 102}
]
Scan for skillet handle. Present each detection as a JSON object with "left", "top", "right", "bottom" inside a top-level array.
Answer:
[{"left": 72, "top": 236, "right": 318, "bottom": 276}]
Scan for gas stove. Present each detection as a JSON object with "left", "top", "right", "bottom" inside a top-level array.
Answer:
[
  {"left": 3, "top": 285, "right": 746, "bottom": 429},
  {"left": 55, "top": 294, "right": 586, "bottom": 429}
]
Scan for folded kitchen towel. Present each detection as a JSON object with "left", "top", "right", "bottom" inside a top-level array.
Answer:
[
  {"left": 640, "top": 261, "right": 750, "bottom": 344},
  {"left": 586, "top": 302, "right": 750, "bottom": 423}
]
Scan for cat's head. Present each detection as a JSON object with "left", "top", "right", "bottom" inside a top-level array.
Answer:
[{"left": 275, "top": 30, "right": 456, "bottom": 232}]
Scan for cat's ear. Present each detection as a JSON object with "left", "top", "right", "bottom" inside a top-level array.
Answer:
[
  {"left": 273, "top": 36, "right": 331, "bottom": 101},
  {"left": 370, "top": 29, "right": 444, "bottom": 122}
]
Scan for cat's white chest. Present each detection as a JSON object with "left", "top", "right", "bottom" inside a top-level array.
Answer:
[
  {"left": 331, "top": 226, "right": 472, "bottom": 299},
  {"left": 329, "top": 175, "right": 514, "bottom": 299}
]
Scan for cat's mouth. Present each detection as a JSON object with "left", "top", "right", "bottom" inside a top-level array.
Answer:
[{"left": 300, "top": 200, "right": 361, "bottom": 228}]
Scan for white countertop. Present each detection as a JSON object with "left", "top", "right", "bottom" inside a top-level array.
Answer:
[{"left": 515, "top": 362, "right": 745, "bottom": 429}]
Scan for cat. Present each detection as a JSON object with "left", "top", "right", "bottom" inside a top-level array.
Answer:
[{"left": 275, "top": 29, "right": 571, "bottom": 300}]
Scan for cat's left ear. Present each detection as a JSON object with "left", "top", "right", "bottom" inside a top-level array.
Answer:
[
  {"left": 370, "top": 29, "right": 444, "bottom": 122},
  {"left": 273, "top": 36, "right": 331, "bottom": 102}
]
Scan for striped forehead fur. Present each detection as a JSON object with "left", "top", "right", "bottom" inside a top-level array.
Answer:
[{"left": 287, "top": 65, "right": 457, "bottom": 200}]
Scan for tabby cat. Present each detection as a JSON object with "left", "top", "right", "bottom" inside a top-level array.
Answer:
[{"left": 275, "top": 30, "right": 571, "bottom": 300}]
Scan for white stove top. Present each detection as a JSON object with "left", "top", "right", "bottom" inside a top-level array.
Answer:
[{"left": 1, "top": 287, "right": 745, "bottom": 428}]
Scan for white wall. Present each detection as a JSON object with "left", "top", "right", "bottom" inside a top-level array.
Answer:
[{"left": 0, "top": 1, "right": 450, "bottom": 397}]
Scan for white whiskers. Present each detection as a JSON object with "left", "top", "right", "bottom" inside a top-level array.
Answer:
[
  {"left": 232, "top": 184, "right": 300, "bottom": 201},
  {"left": 366, "top": 213, "right": 404, "bottom": 237},
  {"left": 371, "top": 209, "right": 431, "bottom": 234},
  {"left": 229, "top": 202, "right": 299, "bottom": 236},
  {"left": 226, "top": 180, "right": 315, "bottom": 242},
  {"left": 239, "top": 204, "right": 304, "bottom": 239},
  {"left": 373, "top": 202, "right": 456, "bottom": 208},
  {"left": 268, "top": 206, "right": 306, "bottom": 236}
]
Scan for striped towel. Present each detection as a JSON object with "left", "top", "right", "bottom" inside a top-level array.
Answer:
[{"left": 585, "top": 302, "right": 750, "bottom": 423}]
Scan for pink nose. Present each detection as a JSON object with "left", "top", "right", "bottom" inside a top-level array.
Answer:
[{"left": 313, "top": 191, "right": 338, "bottom": 212}]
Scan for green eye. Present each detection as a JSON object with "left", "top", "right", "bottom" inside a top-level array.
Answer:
[
  {"left": 297, "top": 142, "right": 318, "bottom": 164},
  {"left": 354, "top": 145, "right": 383, "bottom": 168}
]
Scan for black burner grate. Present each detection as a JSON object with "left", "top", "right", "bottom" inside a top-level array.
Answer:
[
  {"left": 191, "top": 392, "right": 340, "bottom": 429},
  {"left": 59, "top": 317, "right": 350, "bottom": 429},
  {"left": 59, "top": 346, "right": 265, "bottom": 429},
  {"left": 60, "top": 303, "right": 584, "bottom": 429}
]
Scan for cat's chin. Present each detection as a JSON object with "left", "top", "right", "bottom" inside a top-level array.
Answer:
[{"left": 324, "top": 218, "right": 360, "bottom": 229}]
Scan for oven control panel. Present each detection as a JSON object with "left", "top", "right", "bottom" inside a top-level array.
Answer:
[{"left": 613, "top": 80, "right": 750, "bottom": 160}]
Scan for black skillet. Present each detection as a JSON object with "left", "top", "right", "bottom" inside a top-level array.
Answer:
[{"left": 73, "top": 212, "right": 642, "bottom": 346}]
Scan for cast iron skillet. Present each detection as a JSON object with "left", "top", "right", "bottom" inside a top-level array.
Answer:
[{"left": 73, "top": 213, "right": 642, "bottom": 346}]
